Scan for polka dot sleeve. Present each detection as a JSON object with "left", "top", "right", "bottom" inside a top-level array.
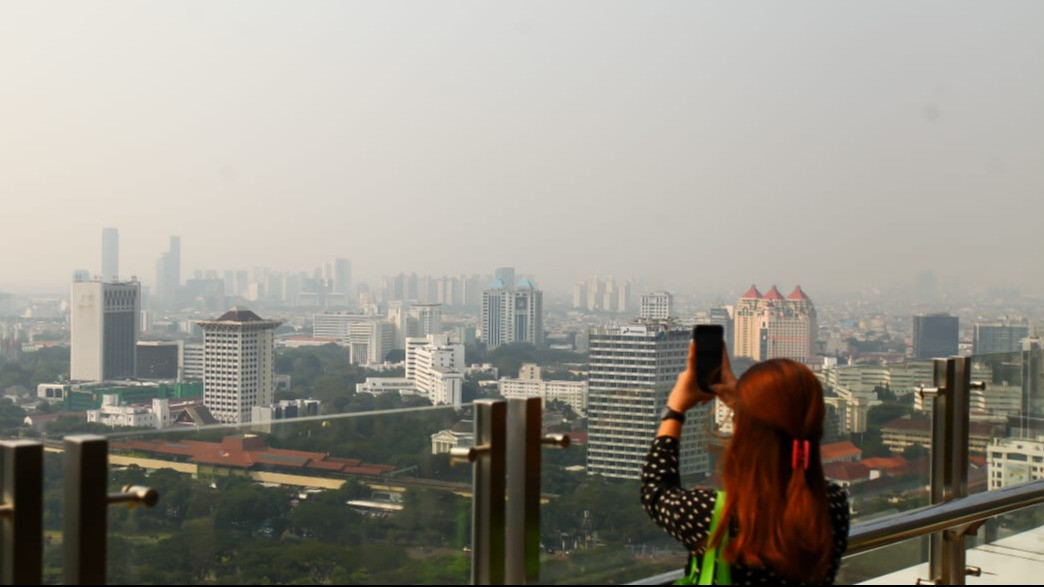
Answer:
[{"left": 640, "top": 435, "right": 718, "bottom": 553}]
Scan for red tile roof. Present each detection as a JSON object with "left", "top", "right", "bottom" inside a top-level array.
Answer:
[
  {"left": 741, "top": 284, "right": 763, "bottom": 299},
  {"left": 824, "top": 461, "right": 871, "bottom": 482},
  {"left": 763, "top": 285, "right": 784, "bottom": 301},
  {"left": 821, "top": 440, "right": 862, "bottom": 463},
  {"left": 787, "top": 285, "right": 810, "bottom": 301},
  {"left": 861, "top": 456, "right": 908, "bottom": 472},
  {"left": 111, "top": 434, "right": 391, "bottom": 476}
]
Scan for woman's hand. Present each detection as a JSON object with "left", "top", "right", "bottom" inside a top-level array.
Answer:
[
  {"left": 710, "top": 343, "right": 739, "bottom": 408},
  {"left": 666, "top": 342, "right": 717, "bottom": 413}
]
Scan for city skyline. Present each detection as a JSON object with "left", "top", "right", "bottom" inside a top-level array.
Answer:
[{"left": 3, "top": 3, "right": 1044, "bottom": 295}]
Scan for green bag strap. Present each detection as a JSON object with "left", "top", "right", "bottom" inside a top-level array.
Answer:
[{"left": 697, "top": 490, "right": 731, "bottom": 585}]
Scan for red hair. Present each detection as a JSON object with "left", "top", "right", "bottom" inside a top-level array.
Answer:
[{"left": 710, "top": 359, "right": 832, "bottom": 582}]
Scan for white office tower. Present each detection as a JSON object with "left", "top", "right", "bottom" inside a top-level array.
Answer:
[
  {"left": 70, "top": 280, "right": 140, "bottom": 381},
  {"left": 480, "top": 279, "right": 543, "bottom": 350},
  {"left": 181, "top": 342, "right": 205, "bottom": 381},
  {"left": 639, "top": 292, "right": 674, "bottom": 321},
  {"left": 348, "top": 319, "right": 396, "bottom": 365},
  {"left": 409, "top": 303, "right": 443, "bottom": 337},
  {"left": 312, "top": 312, "right": 371, "bottom": 342},
  {"left": 406, "top": 334, "right": 465, "bottom": 407},
  {"left": 198, "top": 307, "right": 281, "bottom": 424},
  {"left": 587, "top": 323, "right": 708, "bottom": 480},
  {"left": 101, "top": 227, "right": 119, "bottom": 281}
]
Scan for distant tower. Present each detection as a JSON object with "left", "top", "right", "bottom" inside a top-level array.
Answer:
[
  {"left": 101, "top": 228, "right": 119, "bottom": 282},
  {"left": 639, "top": 291, "right": 673, "bottom": 321},
  {"left": 154, "top": 236, "right": 181, "bottom": 307},
  {"left": 481, "top": 278, "right": 543, "bottom": 349}
]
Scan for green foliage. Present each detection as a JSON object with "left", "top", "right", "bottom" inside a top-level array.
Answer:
[
  {"left": 0, "top": 397, "right": 27, "bottom": 433},
  {"left": 0, "top": 346, "right": 69, "bottom": 390},
  {"left": 468, "top": 343, "right": 587, "bottom": 378}
]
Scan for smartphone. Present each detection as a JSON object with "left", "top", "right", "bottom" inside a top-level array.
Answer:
[{"left": 693, "top": 325, "right": 724, "bottom": 394}]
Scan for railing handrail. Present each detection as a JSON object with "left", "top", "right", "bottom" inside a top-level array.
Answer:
[{"left": 627, "top": 479, "right": 1044, "bottom": 585}]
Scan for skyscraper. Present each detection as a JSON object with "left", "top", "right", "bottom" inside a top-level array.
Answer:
[
  {"left": 409, "top": 303, "right": 443, "bottom": 338},
  {"left": 101, "top": 227, "right": 119, "bottom": 281},
  {"left": 481, "top": 278, "right": 543, "bottom": 349},
  {"left": 639, "top": 291, "right": 674, "bottom": 321},
  {"left": 154, "top": 236, "right": 181, "bottom": 307},
  {"left": 586, "top": 322, "right": 708, "bottom": 479},
  {"left": 733, "top": 284, "right": 817, "bottom": 363},
  {"left": 913, "top": 313, "right": 959, "bottom": 359},
  {"left": 198, "top": 307, "right": 280, "bottom": 424},
  {"left": 70, "top": 279, "right": 140, "bottom": 381}
]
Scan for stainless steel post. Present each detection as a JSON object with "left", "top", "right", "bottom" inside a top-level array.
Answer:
[
  {"left": 63, "top": 435, "right": 160, "bottom": 585},
  {"left": 0, "top": 440, "right": 43, "bottom": 585},
  {"left": 506, "top": 397, "right": 541, "bottom": 584},
  {"left": 63, "top": 435, "right": 108, "bottom": 585},
  {"left": 463, "top": 399, "right": 507, "bottom": 585},
  {"left": 924, "top": 357, "right": 972, "bottom": 585}
]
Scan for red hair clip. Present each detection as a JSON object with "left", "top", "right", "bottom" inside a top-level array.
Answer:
[{"left": 792, "top": 439, "right": 811, "bottom": 471}]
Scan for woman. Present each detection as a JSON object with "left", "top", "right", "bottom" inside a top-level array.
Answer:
[{"left": 641, "top": 342, "right": 849, "bottom": 584}]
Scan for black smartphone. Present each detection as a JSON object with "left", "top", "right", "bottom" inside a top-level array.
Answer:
[{"left": 693, "top": 325, "right": 724, "bottom": 394}]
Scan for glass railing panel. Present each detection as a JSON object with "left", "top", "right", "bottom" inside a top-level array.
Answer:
[
  {"left": 538, "top": 438, "right": 690, "bottom": 584},
  {"left": 838, "top": 533, "right": 931, "bottom": 584},
  {"left": 971, "top": 348, "right": 1043, "bottom": 496},
  {"left": 817, "top": 362, "right": 933, "bottom": 521},
  {"left": 967, "top": 501, "right": 1044, "bottom": 582},
  {"left": 77, "top": 403, "right": 472, "bottom": 585}
]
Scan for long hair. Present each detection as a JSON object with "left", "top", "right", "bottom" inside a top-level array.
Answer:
[{"left": 709, "top": 359, "right": 832, "bottom": 582}]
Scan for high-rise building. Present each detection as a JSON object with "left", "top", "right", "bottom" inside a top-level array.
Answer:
[
  {"left": 198, "top": 307, "right": 281, "bottom": 424},
  {"left": 913, "top": 313, "right": 959, "bottom": 359},
  {"left": 481, "top": 278, "right": 543, "bottom": 350},
  {"left": 312, "top": 312, "right": 371, "bottom": 342},
  {"left": 696, "top": 306, "right": 735, "bottom": 356},
  {"left": 70, "top": 280, "right": 141, "bottom": 381},
  {"left": 348, "top": 319, "right": 395, "bottom": 365},
  {"left": 154, "top": 236, "right": 181, "bottom": 308},
  {"left": 639, "top": 291, "right": 673, "bottom": 321},
  {"left": 733, "top": 284, "right": 817, "bottom": 363},
  {"left": 586, "top": 322, "right": 708, "bottom": 479},
  {"left": 974, "top": 319, "right": 1030, "bottom": 355},
  {"left": 409, "top": 303, "right": 443, "bottom": 338},
  {"left": 101, "top": 227, "right": 119, "bottom": 282},
  {"left": 405, "top": 334, "right": 465, "bottom": 407}
]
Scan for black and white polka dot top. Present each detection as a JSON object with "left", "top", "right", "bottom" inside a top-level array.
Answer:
[{"left": 641, "top": 436, "right": 850, "bottom": 585}]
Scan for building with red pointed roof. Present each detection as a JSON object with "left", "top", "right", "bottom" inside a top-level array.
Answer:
[
  {"left": 734, "top": 284, "right": 817, "bottom": 363},
  {"left": 741, "top": 284, "right": 763, "bottom": 299}
]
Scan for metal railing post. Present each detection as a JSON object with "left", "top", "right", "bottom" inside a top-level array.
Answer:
[
  {"left": 64, "top": 435, "right": 159, "bottom": 585},
  {"left": 452, "top": 399, "right": 507, "bottom": 585},
  {"left": 0, "top": 440, "right": 43, "bottom": 585},
  {"left": 64, "top": 435, "right": 108, "bottom": 585},
  {"left": 505, "top": 398, "right": 570, "bottom": 584},
  {"left": 506, "top": 397, "right": 541, "bottom": 585},
  {"left": 920, "top": 357, "right": 973, "bottom": 585}
]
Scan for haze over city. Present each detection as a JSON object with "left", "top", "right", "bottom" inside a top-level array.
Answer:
[{"left": 3, "top": 1, "right": 1044, "bottom": 296}]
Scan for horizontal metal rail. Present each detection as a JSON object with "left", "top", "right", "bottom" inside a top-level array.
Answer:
[
  {"left": 627, "top": 479, "right": 1044, "bottom": 585},
  {"left": 847, "top": 479, "right": 1044, "bottom": 555}
]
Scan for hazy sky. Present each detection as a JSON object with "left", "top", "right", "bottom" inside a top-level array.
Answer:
[{"left": 2, "top": 1, "right": 1043, "bottom": 295}]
